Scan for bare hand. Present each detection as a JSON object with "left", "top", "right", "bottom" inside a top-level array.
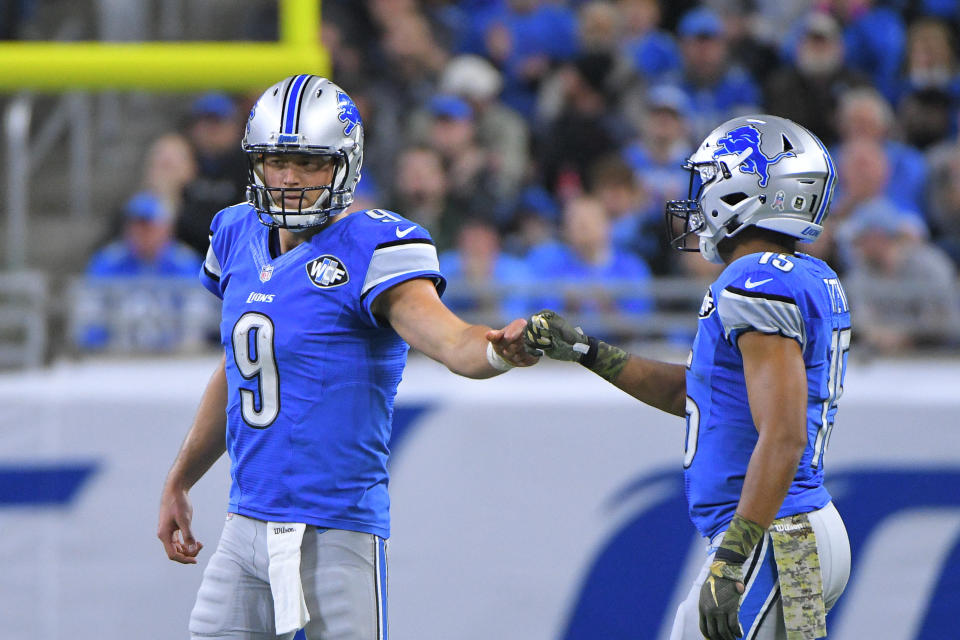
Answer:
[
  {"left": 486, "top": 318, "right": 540, "bottom": 367},
  {"left": 158, "top": 485, "right": 204, "bottom": 564}
]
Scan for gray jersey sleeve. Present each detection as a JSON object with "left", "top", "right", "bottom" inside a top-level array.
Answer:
[
  {"left": 718, "top": 287, "right": 806, "bottom": 349},
  {"left": 203, "top": 242, "right": 222, "bottom": 280},
  {"left": 361, "top": 241, "right": 441, "bottom": 298}
]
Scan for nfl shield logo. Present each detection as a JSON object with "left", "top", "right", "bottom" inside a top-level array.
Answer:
[{"left": 259, "top": 264, "right": 274, "bottom": 282}]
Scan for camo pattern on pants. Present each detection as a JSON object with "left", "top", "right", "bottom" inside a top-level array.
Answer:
[{"left": 769, "top": 513, "right": 826, "bottom": 640}]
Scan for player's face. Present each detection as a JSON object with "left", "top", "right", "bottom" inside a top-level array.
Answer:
[{"left": 262, "top": 154, "right": 336, "bottom": 208}]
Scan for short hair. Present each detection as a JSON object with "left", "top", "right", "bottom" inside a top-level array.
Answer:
[
  {"left": 838, "top": 87, "right": 895, "bottom": 134},
  {"left": 589, "top": 154, "right": 637, "bottom": 191}
]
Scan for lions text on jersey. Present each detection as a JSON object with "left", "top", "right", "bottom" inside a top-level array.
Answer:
[
  {"left": 200, "top": 205, "right": 445, "bottom": 539},
  {"left": 684, "top": 251, "right": 851, "bottom": 539}
]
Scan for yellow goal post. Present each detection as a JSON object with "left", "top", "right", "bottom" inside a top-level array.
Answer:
[{"left": 0, "top": 0, "right": 329, "bottom": 92}]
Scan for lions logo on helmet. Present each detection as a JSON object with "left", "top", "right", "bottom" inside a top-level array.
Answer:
[
  {"left": 337, "top": 91, "right": 362, "bottom": 136},
  {"left": 712, "top": 125, "right": 795, "bottom": 188}
]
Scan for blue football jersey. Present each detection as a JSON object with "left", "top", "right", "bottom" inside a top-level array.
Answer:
[
  {"left": 684, "top": 251, "right": 851, "bottom": 539},
  {"left": 200, "top": 205, "right": 445, "bottom": 539}
]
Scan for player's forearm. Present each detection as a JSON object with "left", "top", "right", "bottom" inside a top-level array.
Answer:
[
  {"left": 735, "top": 428, "right": 806, "bottom": 528},
  {"left": 444, "top": 323, "right": 504, "bottom": 379},
  {"left": 608, "top": 355, "right": 687, "bottom": 416},
  {"left": 164, "top": 357, "right": 228, "bottom": 492},
  {"left": 525, "top": 311, "right": 685, "bottom": 415}
]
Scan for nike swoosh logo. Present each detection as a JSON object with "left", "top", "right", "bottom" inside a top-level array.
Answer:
[
  {"left": 396, "top": 225, "right": 416, "bottom": 238},
  {"left": 744, "top": 277, "right": 773, "bottom": 289}
]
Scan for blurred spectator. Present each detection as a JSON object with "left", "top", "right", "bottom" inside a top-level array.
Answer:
[
  {"left": 437, "top": 54, "right": 530, "bottom": 201},
  {"left": 765, "top": 12, "right": 868, "bottom": 146},
  {"left": 899, "top": 18, "right": 959, "bottom": 101},
  {"left": 834, "top": 0, "right": 906, "bottom": 102},
  {"left": 177, "top": 93, "right": 247, "bottom": 255},
  {"left": 319, "top": 1, "right": 374, "bottom": 90},
  {"left": 525, "top": 195, "right": 653, "bottom": 318},
  {"left": 373, "top": 7, "right": 448, "bottom": 108},
  {"left": 389, "top": 146, "right": 459, "bottom": 252},
  {"left": 439, "top": 217, "right": 533, "bottom": 321},
  {"left": 537, "top": 52, "right": 634, "bottom": 199},
  {"left": 618, "top": 0, "right": 682, "bottom": 81},
  {"left": 481, "top": 0, "right": 579, "bottom": 119},
  {"left": 895, "top": 18, "right": 959, "bottom": 149},
  {"left": 142, "top": 133, "right": 197, "bottom": 224},
  {"left": 424, "top": 94, "right": 498, "bottom": 217},
  {"left": 840, "top": 203, "right": 960, "bottom": 353},
  {"left": 77, "top": 192, "right": 206, "bottom": 352},
  {"left": 915, "top": 0, "right": 960, "bottom": 21},
  {"left": 710, "top": 0, "right": 780, "bottom": 87},
  {"left": 578, "top": 1, "right": 623, "bottom": 54},
  {"left": 502, "top": 184, "right": 562, "bottom": 254},
  {"left": 667, "top": 6, "right": 761, "bottom": 139},
  {"left": 0, "top": 0, "right": 35, "bottom": 39},
  {"left": 623, "top": 84, "right": 695, "bottom": 205},
  {"left": 87, "top": 193, "right": 200, "bottom": 279},
  {"left": 835, "top": 87, "right": 929, "bottom": 217},
  {"left": 925, "top": 140, "right": 960, "bottom": 266},
  {"left": 898, "top": 87, "right": 954, "bottom": 151},
  {"left": 826, "top": 138, "right": 927, "bottom": 267},
  {"left": 589, "top": 154, "right": 672, "bottom": 274}
]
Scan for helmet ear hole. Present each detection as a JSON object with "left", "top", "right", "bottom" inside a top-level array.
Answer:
[{"left": 720, "top": 192, "right": 748, "bottom": 206}]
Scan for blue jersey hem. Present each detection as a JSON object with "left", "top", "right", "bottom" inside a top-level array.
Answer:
[{"left": 229, "top": 504, "right": 390, "bottom": 539}]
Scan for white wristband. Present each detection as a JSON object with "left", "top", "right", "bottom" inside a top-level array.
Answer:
[{"left": 486, "top": 341, "right": 514, "bottom": 372}]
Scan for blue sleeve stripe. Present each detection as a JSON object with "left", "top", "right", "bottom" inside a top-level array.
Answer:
[
  {"left": 202, "top": 264, "right": 220, "bottom": 283},
  {"left": 725, "top": 285, "right": 795, "bottom": 305},
  {"left": 373, "top": 238, "right": 434, "bottom": 251}
]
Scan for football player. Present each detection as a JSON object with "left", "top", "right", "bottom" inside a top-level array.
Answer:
[
  {"left": 526, "top": 115, "right": 851, "bottom": 640},
  {"left": 157, "top": 75, "right": 537, "bottom": 640}
]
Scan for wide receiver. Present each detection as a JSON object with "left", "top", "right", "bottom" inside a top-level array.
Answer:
[
  {"left": 157, "top": 75, "right": 536, "bottom": 640},
  {"left": 527, "top": 115, "right": 851, "bottom": 640}
]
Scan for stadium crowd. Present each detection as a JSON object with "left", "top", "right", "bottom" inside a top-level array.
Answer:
[{"left": 77, "top": 0, "right": 960, "bottom": 354}]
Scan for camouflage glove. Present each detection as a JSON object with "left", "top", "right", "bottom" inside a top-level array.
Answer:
[
  {"left": 524, "top": 310, "right": 590, "bottom": 362},
  {"left": 699, "top": 559, "right": 744, "bottom": 640},
  {"left": 525, "top": 310, "right": 629, "bottom": 382},
  {"left": 698, "top": 514, "right": 765, "bottom": 640}
]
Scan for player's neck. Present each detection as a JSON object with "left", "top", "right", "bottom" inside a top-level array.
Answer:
[{"left": 725, "top": 237, "right": 794, "bottom": 264}]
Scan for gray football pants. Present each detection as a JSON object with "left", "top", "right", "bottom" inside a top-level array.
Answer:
[
  {"left": 189, "top": 514, "right": 388, "bottom": 640},
  {"left": 669, "top": 502, "right": 850, "bottom": 640}
]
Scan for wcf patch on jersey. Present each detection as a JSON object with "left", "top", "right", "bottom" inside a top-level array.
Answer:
[{"left": 306, "top": 255, "right": 349, "bottom": 288}]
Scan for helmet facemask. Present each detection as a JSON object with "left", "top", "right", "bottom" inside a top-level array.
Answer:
[
  {"left": 665, "top": 159, "right": 758, "bottom": 264},
  {"left": 246, "top": 149, "right": 354, "bottom": 230}
]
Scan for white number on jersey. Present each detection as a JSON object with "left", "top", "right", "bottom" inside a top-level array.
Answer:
[
  {"left": 683, "top": 396, "right": 701, "bottom": 468},
  {"left": 232, "top": 312, "right": 280, "bottom": 428},
  {"left": 365, "top": 209, "right": 402, "bottom": 223},
  {"left": 758, "top": 252, "right": 795, "bottom": 272},
  {"left": 812, "top": 326, "right": 851, "bottom": 468}
]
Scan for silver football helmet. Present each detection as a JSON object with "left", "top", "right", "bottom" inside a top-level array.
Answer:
[
  {"left": 242, "top": 74, "right": 364, "bottom": 229},
  {"left": 666, "top": 114, "right": 836, "bottom": 263}
]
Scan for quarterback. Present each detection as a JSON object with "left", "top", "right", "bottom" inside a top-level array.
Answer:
[
  {"left": 528, "top": 115, "right": 851, "bottom": 640},
  {"left": 157, "top": 75, "right": 536, "bottom": 640}
]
